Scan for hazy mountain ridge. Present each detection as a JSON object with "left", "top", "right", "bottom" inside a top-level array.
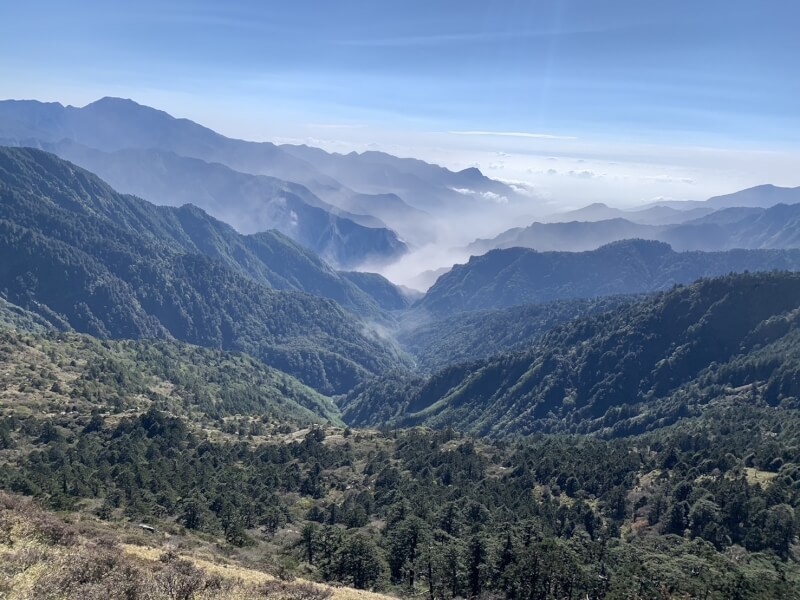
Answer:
[
  {"left": 469, "top": 217, "right": 656, "bottom": 254},
  {"left": 664, "top": 203, "right": 800, "bottom": 250},
  {"left": 469, "top": 199, "right": 800, "bottom": 255},
  {"left": 541, "top": 184, "right": 800, "bottom": 226},
  {"left": 0, "top": 145, "right": 407, "bottom": 317},
  {"left": 280, "top": 144, "right": 524, "bottom": 215},
  {"left": 0, "top": 98, "right": 413, "bottom": 267},
  {"left": 0, "top": 97, "right": 535, "bottom": 260},
  {"left": 706, "top": 184, "right": 800, "bottom": 208},
  {"left": 0, "top": 136, "right": 407, "bottom": 269},
  {"left": 542, "top": 202, "right": 715, "bottom": 225},
  {"left": 0, "top": 146, "right": 410, "bottom": 394},
  {"left": 420, "top": 239, "right": 800, "bottom": 315}
]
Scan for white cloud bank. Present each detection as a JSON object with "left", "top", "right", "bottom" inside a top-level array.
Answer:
[{"left": 449, "top": 130, "right": 578, "bottom": 141}]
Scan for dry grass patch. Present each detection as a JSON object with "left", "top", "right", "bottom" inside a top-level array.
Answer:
[
  {"left": 743, "top": 467, "right": 779, "bottom": 486},
  {"left": 0, "top": 492, "right": 395, "bottom": 600}
]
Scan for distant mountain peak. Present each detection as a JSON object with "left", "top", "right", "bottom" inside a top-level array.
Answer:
[
  {"left": 742, "top": 183, "right": 778, "bottom": 192},
  {"left": 0, "top": 95, "right": 538, "bottom": 251},
  {"left": 457, "top": 166, "right": 485, "bottom": 180},
  {"left": 81, "top": 96, "right": 176, "bottom": 121},
  {"left": 706, "top": 183, "right": 800, "bottom": 209},
  {"left": 85, "top": 96, "right": 141, "bottom": 107}
]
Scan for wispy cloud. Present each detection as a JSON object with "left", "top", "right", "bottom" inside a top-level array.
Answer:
[
  {"left": 335, "top": 31, "right": 529, "bottom": 48},
  {"left": 451, "top": 187, "right": 508, "bottom": 204},
  {"left": 567, "top": 169, "right": 601, "bottom": 179},
  {"left": 333, "top": 25, "right": 632, "bottom": 48},
  {"left": 306, "top": 123, "right": 368, "bottom": 130},
  {"left": 449, "top": 130, "right": 577, "bottom": 141}
]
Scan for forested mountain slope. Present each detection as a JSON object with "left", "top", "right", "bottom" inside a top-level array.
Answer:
[
  {"left": 0, "top": 295, "right": 55, "bottom": 333},
  {"left": 2, "top": 385, "right": 798, "bottom": 598},
  {"left": 398, "top": 295, "right": 639, "bottom": 372},
  {"left": 36, "top": 140, "right": 408, "bottom": 268},
  {"left": 0, "top": 147, "right": 409, "bottom": 393},
  {"left": 419, "top": 239, "right": 800, "bottom": 314},
  {"left": 0, "top": 325, "right": 341, "bottom": 428},
  {"left": 0, "top": 144, "right": 407, "bottom": 317},
  {"left": 346, "top": 272, "right": 800, "bottom": 437}
]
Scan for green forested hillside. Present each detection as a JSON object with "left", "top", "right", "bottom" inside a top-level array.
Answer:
[
  {"left": 0, "top": 325, "right": 340, "bottom": 428},
  {"left": 146, "top": 205, "right": 407, "bottom": 318},
  {"left": 0, "top": 147, "right": 409, "bottom": 393},
  {"left": 419, "top": 239, "right": 800, "bottom": 314},
  {"left": 0, "top": 296, "right": 55, "bottom": 333},
  {"left": 0, "top": 145, "right": 404, "bottom": 318},
  {"left": 1, "top": 386, "right": 798, "bottom": 597},
  {"left": 398, "top": 295, "right": 639, "bottom": 372},
  {"left": 340, "top": 271, "right": 413, "bottom": 311},
  {"left": 345, "top": 272, "right": 800, "bottom": 437}
]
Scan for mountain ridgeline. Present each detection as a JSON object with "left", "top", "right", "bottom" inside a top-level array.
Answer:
[
  {"left": 33, "top": 140, "right": 409, "bottom": 269},
  {"left": 0, "top": 97, "right": 535, "bottom": 261},
  {"left": 419, "top": 239, "right": 800, "bottom": 314},
  {"left": 6, "top": 146, "right": 800, "bottom": 405},
  {"left": 345, "top": 271, "right": 800, "bottom": 437},
  {"left": 469, "top": 195, "right": 800, "bottom": 255},
  {"left": 0, "top": 146, "right": 409, "bottom": 394},
  {"left": 535, "top": 185, "right": 800, "bottom": 227}
]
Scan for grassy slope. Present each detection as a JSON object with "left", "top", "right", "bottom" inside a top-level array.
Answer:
[
  {"left": 0, "top": 492, "right": 392, "bottom": 600},
  {"left": 0, "top": 325, "right": 343, "bottom": 430}
]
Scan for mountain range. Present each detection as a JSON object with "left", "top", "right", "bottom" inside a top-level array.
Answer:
[
  {"left": 545, "top": 185, "right": 800, "bottom": 225},
  {"left": 419, "top": 239, "right": 800, "bottom": 314},
  {"left": 644, "top": 184, "right": 800, "bottom": 210},
  {"left": 33, "top": 139, "right": 408, "bottom": 269},
  {"left": 0, "top": 146, "right": 410, "bottom": 394},
  {"left": 542, "top": 202, "right": 715, "bottom": 225},
  {"left": 344, "top": 271, "right": 800, "bottom": 437},
  {"left": 0, "top": 97, "right": 533, "bottom": 263},
  {"left": 469, "top": 198, "right": 800, "bottom": 255}
]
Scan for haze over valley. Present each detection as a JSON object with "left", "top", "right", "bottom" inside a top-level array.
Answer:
[
  {"left": 2, "top": 96, "right": 800, "bottom": 291},
  {"left": 2, "top": 2, "right": 800, "bottom": 598}
]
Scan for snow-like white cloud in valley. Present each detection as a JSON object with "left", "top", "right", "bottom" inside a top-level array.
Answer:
[
  {"left": 451, "top": 187, "right": 509, "bottom": 204},
  {"left": 265, "top": 125, "right": 800, "bottom": 287},
  {"left": 567, "top": 170, "right": 601, "bottom": 179},
  {"left": 264, "top": 125, "right": 799, "bottom": 212}
]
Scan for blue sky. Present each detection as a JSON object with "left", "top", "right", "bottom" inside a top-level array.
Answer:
[{"left": 1, "top": 0, "right": 799, "bottom": 205}]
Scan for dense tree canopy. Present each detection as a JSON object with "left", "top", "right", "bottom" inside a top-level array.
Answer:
[{"left": 345, "top": 272, "right": 800, "bottom": 438}]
